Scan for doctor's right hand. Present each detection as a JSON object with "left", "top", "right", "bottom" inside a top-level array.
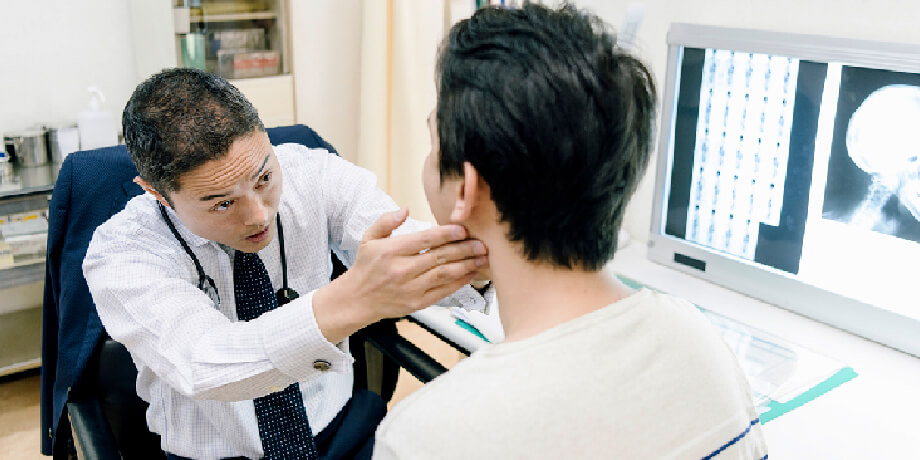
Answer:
[{"left": 312, "top": 208, "right": 488, "bottom": 344}]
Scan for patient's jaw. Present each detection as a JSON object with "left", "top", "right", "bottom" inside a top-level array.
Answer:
[{"left": 422, "top": 110, "right": 496, "bottom": 280}]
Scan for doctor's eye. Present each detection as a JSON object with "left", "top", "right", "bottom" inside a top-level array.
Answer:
[
  {"left": 213, "top": 200, "right": 234, "bottom": 212},
  {"left": 258, "top": 171, "right": 272, "bottom": 186}
]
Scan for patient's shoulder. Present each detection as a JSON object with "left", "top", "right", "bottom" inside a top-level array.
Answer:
[{"left": 375, "top": 354, "right": 501, "bottom": 455}]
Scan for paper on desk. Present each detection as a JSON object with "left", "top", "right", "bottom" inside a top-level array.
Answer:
[
  {"left": 434, "top": 284, "right": 487, "bottom": 313},
  {"left": 450, "top": 286, "right": 504, "bottom": 343},
  {"left": 703, "top": 308, "right": 848, "bottom": 407},
  {"left": 613, "top": 272, "right": 855, "bottom": 422}
]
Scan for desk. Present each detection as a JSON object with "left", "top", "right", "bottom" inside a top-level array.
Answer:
[
  {"left": 410, "top": 307, "right": 486, "bottom": 355},
  {"left": 410, "top": 241, "right": 920, "bottom": 459},
  {"left": 608, "top": 241, "right": 920, "bottom": 459}
]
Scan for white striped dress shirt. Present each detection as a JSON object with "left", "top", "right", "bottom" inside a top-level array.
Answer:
[{"left": 83, "top": 144, "right": 439, "bottom": 459}]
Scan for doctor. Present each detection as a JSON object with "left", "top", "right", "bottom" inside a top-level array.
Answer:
[{"left": 83, "top": 68, "right": 488, "bottom": 460}]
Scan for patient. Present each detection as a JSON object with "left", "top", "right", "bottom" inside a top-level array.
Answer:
[{"left": 374, "top": 4, "right": 767, "bottom": 459}]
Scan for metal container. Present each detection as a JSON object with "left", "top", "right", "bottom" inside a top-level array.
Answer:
[
  {"left": 45, "top": 124, "right": 80, "bottom": 163},
  {"left": 0, "top": 135, "right": 16, "bottom": 190},
  {"left": 3, "top": 129, "right": 49, "bottom": 166}
]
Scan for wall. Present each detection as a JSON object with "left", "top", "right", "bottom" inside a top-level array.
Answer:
[
  {"left": 564, "top": 0, "right": 920, "bottom": 243},
  {"left": 290, "top": 1, "right": 364, "bottom": 164},
  {"left": 0, "top": 0, "right": 174, "bottom": 136},
  {"left": 378, "top": 1, "right": 449, "bottom": 224}
]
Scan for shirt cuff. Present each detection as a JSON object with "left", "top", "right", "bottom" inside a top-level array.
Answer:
[{"left": 257, "top": 289, "right": 353, "bottom": 382}]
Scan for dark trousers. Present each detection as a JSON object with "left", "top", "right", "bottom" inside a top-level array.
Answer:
[{"left": 166, "top": 389, "right": 387, "bottom": 460}]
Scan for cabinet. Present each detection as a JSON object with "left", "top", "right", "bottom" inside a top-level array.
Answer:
[
  {"left": 174, "top": 0, "right": 289, "bottom": 78},
  {"left": 0, "top": 161, "right": 55, "bottom": 376},
  {"left": 173, "top": 0, "right": 294, "bottom": 127}
]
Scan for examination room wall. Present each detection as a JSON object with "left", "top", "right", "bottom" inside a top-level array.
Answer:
[{"left": 0, "top": 1, "right": 174, "bottom": 135}]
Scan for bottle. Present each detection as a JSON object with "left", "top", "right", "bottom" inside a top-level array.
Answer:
[
  {"left": 77, "top": 87, "right": 118, "bottom": 150},
  {"left": 181, "top": 0, "right": 207, "bottom": 70}
]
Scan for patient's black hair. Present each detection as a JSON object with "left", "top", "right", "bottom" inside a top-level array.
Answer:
[
  {"left": 436, "top": 2, "right": 657, "bottom": 271},
  {"left": 122, "top": 68, "right": 264, "bottom": 198}
]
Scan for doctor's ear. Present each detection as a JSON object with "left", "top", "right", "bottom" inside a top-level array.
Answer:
[
  {"left": 134, "top": 177, "right": 172, "bottom": 209},
  {"left": 449, "top": 162, "right": 482, "bottom": 223}
]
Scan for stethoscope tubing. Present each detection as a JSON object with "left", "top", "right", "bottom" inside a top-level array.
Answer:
[{"left": 157, "top": 201, "right": 299, "bottom": 307}]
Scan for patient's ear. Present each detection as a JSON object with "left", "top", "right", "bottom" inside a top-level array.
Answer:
[
  {"left": 134, "top": 176, "right": 171, "bottom": 208},
  {"left": 450, "top": 162, "right": 481, "bottom": 223}
]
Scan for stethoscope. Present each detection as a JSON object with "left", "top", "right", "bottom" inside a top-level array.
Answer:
[{"left": 158, "top": 202, "right": 301, "bottom": 307}]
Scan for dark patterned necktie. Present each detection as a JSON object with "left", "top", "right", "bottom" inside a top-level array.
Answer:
[{"left": 234, "top": 250, "right": 318, "bottom": 460}]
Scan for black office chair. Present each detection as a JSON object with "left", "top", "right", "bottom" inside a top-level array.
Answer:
[{"left": 42, "top": 125, "right": 448, "bottom": 460}]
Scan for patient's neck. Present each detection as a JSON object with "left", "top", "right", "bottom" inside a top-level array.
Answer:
[{"left": 487, "top": 239, "right": 634, "bottom": 342}]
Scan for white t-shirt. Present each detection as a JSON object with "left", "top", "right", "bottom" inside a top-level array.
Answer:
[{"left": 374, "top": 288, "right": 768, "bottom": 459}]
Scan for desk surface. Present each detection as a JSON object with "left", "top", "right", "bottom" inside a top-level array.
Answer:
[
  {"left": 412, "top": 240, "right": 920, "bottom": 459},
  {"left": 607, "top": 241, "right": 920, "bottom": 459}
]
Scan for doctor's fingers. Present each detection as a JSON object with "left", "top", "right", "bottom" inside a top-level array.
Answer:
[
  {"left": 381, "top": 224, "right": 470, "bottom": 256},
  {"left": 400, "top": 239, "right": 487, "bottom": 277},
  {"left": 403, "top": 256, "right": 486, "bottom": 300},
  {"left": 362, "top": 208, "right": 409, "bottom": 242}
]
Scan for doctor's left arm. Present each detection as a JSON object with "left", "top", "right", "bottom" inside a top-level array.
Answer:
[{"left": 82, "top": 225, "right": 349, "bottom": 402}]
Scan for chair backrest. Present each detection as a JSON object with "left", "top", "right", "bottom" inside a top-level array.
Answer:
[{"left": 41, "top": 125, "right": 338, "bottom": 455}]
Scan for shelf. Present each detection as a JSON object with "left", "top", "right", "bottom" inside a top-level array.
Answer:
[
  {"left": 0, "top": 357, "right": 41, "bottom": 378},
  {"left": 191, "top": 11, "right": 277, "bottom": 22},
  {"left": 0, "top": 184, "right": 54, "bottom": 200},
  {"left": 0, "top": 306, "right": 42, "bottom": 377},
  {"left": 0, "top": 162, "right": 60, "bottom": 200},
  {"left": 0, "top": 262, "right": 44, "bottom": 291},
  {"left": 0, "top": 195, "right": 50, "bottom": 218}
]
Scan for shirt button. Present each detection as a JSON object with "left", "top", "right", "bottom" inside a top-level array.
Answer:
[
  {"left": 313, "top": 359, "right": 331, "bottom": 371},
  {"left": 269, "top": 386, "right": 281, "bottom": 393}
]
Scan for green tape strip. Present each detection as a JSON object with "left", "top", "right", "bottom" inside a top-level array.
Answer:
[
  {"left": 455, "top": 318, "right": 490, "bottom": 343},
  {"left": 615, "top": 273, "right": 648, "bottom": 291},
  {"left": 759, "top": 366, "right": 858, "bottom": 424}
]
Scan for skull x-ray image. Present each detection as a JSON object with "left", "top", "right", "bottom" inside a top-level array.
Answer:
[{"left": 822, "top": 66, "right": 920, "bottom": 244}]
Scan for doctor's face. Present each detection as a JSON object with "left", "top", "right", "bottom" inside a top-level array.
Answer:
[{"left": 166, "top": 130, "right": 283, "bottom": 253}]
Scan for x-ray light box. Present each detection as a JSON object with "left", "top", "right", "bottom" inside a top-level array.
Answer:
[{"left": 648, "top": 23, "right": 920, "bottom": 356}]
